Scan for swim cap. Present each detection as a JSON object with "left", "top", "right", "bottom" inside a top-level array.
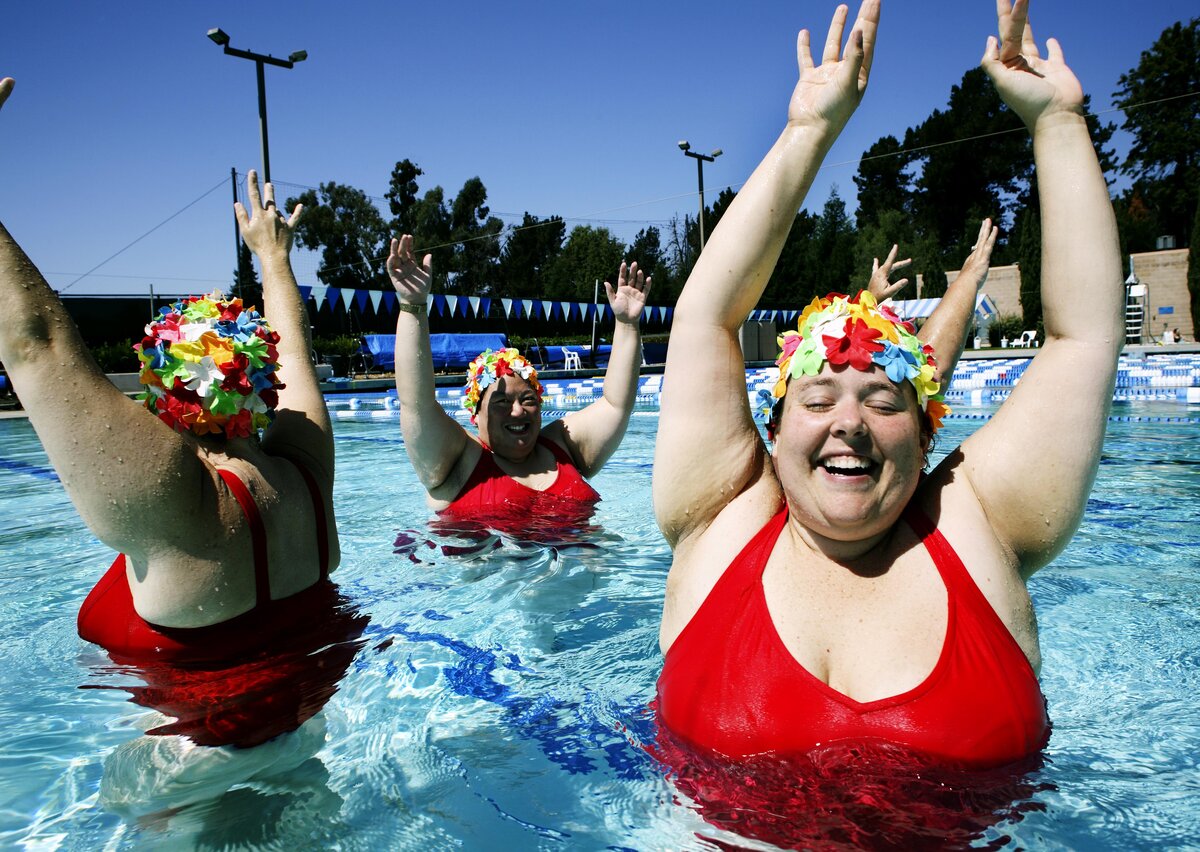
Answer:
[
  {"left": 135, "top": 292, "right": 285, "bottom": 438},
  {"left": 463, "top": 348, "right": 542, "bottom": 424},
  {"left": 768, "top": 291, "right": 949, "bottom": 433}
]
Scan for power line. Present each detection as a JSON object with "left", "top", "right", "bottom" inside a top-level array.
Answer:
[{"left": 58, "top": 177, "right": 229, "bottom": 292}]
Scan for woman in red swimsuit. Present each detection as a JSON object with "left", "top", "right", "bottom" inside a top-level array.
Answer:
[
  {"left": 387, "top": 233, "right": 650, "bottom": 531},
  {"left": 652, "top": 0, "right": 1121, "bottom": 842},
  {"left": 0, "top": 84, "right": 360, "bottom": 748}
]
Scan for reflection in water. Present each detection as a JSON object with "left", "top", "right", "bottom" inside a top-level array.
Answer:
[
  {"left": 79, "top": 589, "right": 369, "bottom": 831},
  {"left": 651, "top": 723, "right": 1053, "bottom": 851}
]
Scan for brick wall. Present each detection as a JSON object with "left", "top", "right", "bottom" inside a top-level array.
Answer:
[{"left": 1132, "top": 248, "right": 1192, "bottom": 342}]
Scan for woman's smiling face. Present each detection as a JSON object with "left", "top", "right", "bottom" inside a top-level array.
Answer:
[
  {"left": 476, "top": 375, "right": 542, "bottom": 460},
  {"left": 772, "top": 362, "right": 928, "bottom": 544}
]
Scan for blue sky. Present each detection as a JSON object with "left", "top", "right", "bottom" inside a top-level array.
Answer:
[{"left": 2, "top": 1, "right": 1195, "bottom": 297}]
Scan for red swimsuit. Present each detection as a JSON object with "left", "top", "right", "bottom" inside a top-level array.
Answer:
[
  {"left": 656, "top": 502, "right": 1049, "bottom": 768},
  {"left": 77, "top": 460, "right": 367, "bottom": 747},
  {"left": 437, "top": 437, "right": 600, "bottom": 536}
]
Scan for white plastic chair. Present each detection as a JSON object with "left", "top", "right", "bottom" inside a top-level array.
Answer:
[
  {"left": 1017, "top": 330, "right": 1038, "bottom": 348},
  {"left": 563, "top": 350, "right": 582, "bottom": 371}
]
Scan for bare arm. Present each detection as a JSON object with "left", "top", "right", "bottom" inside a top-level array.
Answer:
[
  {"left": 954, "top": 0, "right": 1122, "bottom": 575},
  {"left": 0, "top": 78, "right": 203, "bottom": 555},
  {"left": 236, "top": 172, "right": 335, "bottom": 485},
  {"left": 387, "top": 234, "right": 470, "bottom": 492},
  {"left": 654, "top": 1, "right": 879, "bottom": 546},
  {"left": 550, "top": 262, "right": 649, "bottom": 476},
  {"left": 919, "top": 218, "right": 998, "bottom": 385}
]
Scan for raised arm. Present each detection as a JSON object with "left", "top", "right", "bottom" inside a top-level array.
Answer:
[
  {"left": 918, "top": 218, "right": 998, "bottom": 385},
  {"left": 0, "top": 78, "right": 202, "bottom": 553},
  {"left": 548, "top": 262, "right": 649, "bottom": 477},
  {"left": 654, "top": 1, "right": 879, "bottom": 546},
  {"left": 954, "top": 0, "right": 1122, "bottom": 575},
  {"left": 388, "top": 234, "right": 470, "bottom": 492},
  {"left": 236, "top": 171, "right": 335, "bottom": 484}
]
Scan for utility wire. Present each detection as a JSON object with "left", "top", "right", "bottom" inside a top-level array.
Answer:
[{"left": 58, "top": 177, "right": 229, "bottom": 292}]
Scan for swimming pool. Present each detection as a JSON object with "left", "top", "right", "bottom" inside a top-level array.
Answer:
[{"left": 0, "top": 392, "right": 1198, "bottom": 849}]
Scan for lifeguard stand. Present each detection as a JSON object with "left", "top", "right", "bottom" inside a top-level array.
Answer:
[{"left": 1125, "top": 271, "right": 1147, "bottom": 344}]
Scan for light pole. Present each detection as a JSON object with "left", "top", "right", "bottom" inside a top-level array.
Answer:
[
  {"left": 677, "top": 141, "right": 722, "bottom": 251},
  {"left": 206, "top": 28, "right": 307, "bottom": 185}
]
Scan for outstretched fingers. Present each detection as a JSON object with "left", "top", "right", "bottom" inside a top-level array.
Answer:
[
  {"left": 853, "top": 0, "right": 881, "bottom": 81},
  {"left": 245, "top": 169, "right": 263, "bottom": 213},
  {"left": 822, "top": 5, "right": 850, "bottom": 64}
]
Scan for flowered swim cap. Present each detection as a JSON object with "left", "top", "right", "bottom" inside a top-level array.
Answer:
[
  {"left": 135, "top": 292, "right": 285, "bottom": 438},
  {"left": 768, "top": 291, "right": 950, "bottom": 434},
  {"left": 463, "top": 348, "right": 542, "bottom": 424}
]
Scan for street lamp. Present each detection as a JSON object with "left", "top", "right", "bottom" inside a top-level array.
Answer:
[
  {"left": 206, "top": 28, "right": 307, "bottom": 185},
  {"left": 678, "top": 140, "right": 723, "bottom": 251}
]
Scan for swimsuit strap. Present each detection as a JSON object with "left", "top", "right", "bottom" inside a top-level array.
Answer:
[
  {"left": 216, "top": 468, "right": 271, "bottom": 606},
  {"left": 538, "top": 436, "right": 575, "bottom": 468},
  {"left": 284, "top": 458, "right": 331, "bottom": 580}
]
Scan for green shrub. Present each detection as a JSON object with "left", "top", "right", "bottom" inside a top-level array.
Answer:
[
  {"left": 90, "top": 338, "right": 139, "bottom": 373},
  {"left": 312, "top": 335, "right": 362, "bottom": 357},
  {"left": 987, "top": 313, "right": 1027, "bottom": 347}
]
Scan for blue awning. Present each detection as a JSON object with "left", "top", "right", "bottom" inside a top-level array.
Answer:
[{"left": 890, "top": 293, "right": 997, "bottom": 320}]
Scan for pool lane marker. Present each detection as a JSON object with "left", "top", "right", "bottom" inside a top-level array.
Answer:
[{"left": 0, "top": 456, "right": 59, "bottom": 482}]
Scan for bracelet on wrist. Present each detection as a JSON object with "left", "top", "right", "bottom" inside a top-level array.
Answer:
[{"left": 397, "top": 301, "right": 426, "bottom": 316}]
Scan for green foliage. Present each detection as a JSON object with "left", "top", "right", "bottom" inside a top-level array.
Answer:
[
  {"left": 1113, "top": 18, "right": 1200, "bottom": 245},
  {"left": 987, "top": 313, "right": 1026, "bottom": 348},
  {"left": 287, "top": 182, "right": 389, "bottom": 290},
  {"left": 544, "top": 226, "right": 626, "bottom": 301},
  {"left": 497, "top": 213, "right": 565, "bottom": 298},
  {"left": 90, "top": 338, "right": 139, "bottom": 373},
  {"left": 232, "top": 239, "right": 261, "bottom": 308},
  {"left": 1189, "top": 201, "right": 1200, "bottom": 334},
  {"left": 312, "top": 335, "right": 361, "bottom": 357},
  {"left": 1014, "top": 205, "right": 1042, "bottom": 329},
  {"left": 853, "top": 135, "right": 912, "bottom": 225}
]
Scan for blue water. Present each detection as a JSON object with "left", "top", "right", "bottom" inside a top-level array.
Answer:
[{"left": 0, "top": 394, "right": 1198, "bottom": 849}]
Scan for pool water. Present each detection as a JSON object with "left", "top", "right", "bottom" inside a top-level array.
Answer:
[{"left": 0, "top": 400, "right": 1198, "bottom": 850}]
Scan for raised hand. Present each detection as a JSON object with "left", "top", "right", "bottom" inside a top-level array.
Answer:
[
  {"left": 387, "top": 234, "right": 433, "bottom": 306},
  {"left": 234, "top": 169, "right": 302, "bottom": 260},
  {"left": 958, "top": 219, "right": 999, "bottom": 288},
  {"left": 867, "top": 244, "right": 912, "bottom": 301},
  {"left": 0, "top": 78, "right": 13, "bottom": 112},
  {"left": 981, "top": 0, "right": 1084, "bottom": 130},
  {"left": 789, "top": 0, "right": 879, "bottom": 133},
  {"left": 605, "top": 261, "right": 651, "bottom": 325}
]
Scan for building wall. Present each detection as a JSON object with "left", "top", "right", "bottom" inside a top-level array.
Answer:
[
  {"left": 922, "top": 264, "right": 1024, "bottom": 320},
  {"left": 1132, "top": 248, "right": 1192, "bottom": 342}
]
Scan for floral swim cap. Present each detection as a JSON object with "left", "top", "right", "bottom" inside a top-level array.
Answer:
[
  {"left": 463, "top": 348, "right": 543, "bottom": 424},
  {"left": 768, "top": 291, "right": 950, "bottom": 433},
  {"left": 135, "top": 292, "right": 284, "bottom": 438}
]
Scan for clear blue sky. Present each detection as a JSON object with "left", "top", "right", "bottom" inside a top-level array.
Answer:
[{"left": 1, "top": 0, "right": 1194, "bottom": 297}]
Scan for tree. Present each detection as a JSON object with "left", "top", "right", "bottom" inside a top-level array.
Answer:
[
  {"left": 497, "top": 213, "right": 565, "bottom": 298},
  {"left": 1189, "top": 201, "right": 1200, "bottom": 335},
  {"left": 232, "top": 239, "right": 261, "bottom": 308},
  {"left": 1113, "top": 18, "right": 1200, "bottom": 246},
  {"left": 286, "top": 182, "right": 389, "bottom": 290},
  {"left": 626, "top": 226, "right": 674, "bottom": 300},
  {"left": 446, "top": 177, "right": 503, "bottom": 295},
  {"left": 763, "top": 209, "right": 819, "bottom": 305},
  {"left": 385, "top": 159, "right": 424, "bottom": 237},
  {"left": 853, "top": 135, "right": 914, "bottom": 227},
  {"left": 544, "top": 225, "right": 625, "bottom": 301},
  {"left": 1013, "top": 205, "right": 1042, "bottom": 329}
]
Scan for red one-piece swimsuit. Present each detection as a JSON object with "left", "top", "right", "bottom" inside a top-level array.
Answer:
[
  {"left": 77, "top": 459, "right": 367, "bottom": 747},
  {"left": 436, "top": 437, "right": 600, "bottom": 536},
  {"left": 656, "top": 501, "right": 1049, "bottom": 768}
]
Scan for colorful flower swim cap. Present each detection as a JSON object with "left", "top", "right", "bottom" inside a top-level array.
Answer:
[
  {"left": 135, "top": 292, "right": 285, "bottom": 438},
  {"left": 463, "top": 348, "right": 543, "bottom": 424},
  {"left": 768, "top": 291, "right": 950, "bottom": 433}
]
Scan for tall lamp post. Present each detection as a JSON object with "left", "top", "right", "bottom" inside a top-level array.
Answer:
[
  {"left": 206, "top": 28, "right": 307, "bottom": 185},
  {"left": 677, "top": 141, "right": 722, "bottom": 251}
]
